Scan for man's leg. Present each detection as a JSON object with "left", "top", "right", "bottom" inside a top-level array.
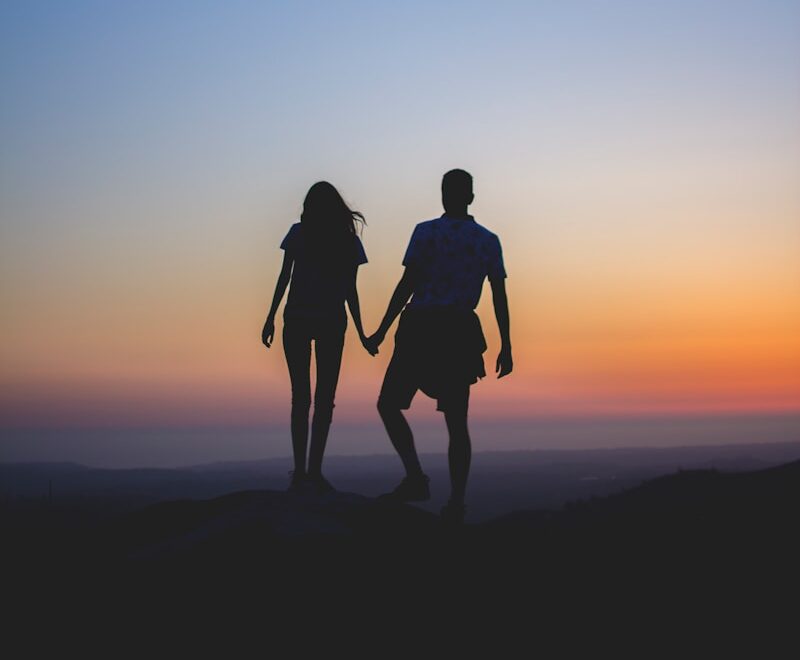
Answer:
[
  {"left": 443, "top": 393, "right": 471, "bottom": 507},
  {"left": 376, "top": 400, "right": 430, "bottom": 501},
  {"left": 375, "top": 333, "right": 430, "bottom": 501},
  {"left": 376, "top": 340, "right": 426, "bottom": 479},
  {"left": 377, "top": 401, "right": 424, "bottom": 478}
]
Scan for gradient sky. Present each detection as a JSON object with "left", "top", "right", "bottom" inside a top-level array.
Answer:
[{"left": 1, "top": 1, "right": 799, "bottom": 442}]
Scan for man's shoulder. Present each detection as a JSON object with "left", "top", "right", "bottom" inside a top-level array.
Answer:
[
  {"left": 469, "top": 219, "right": 502, "bottom": 244},
  {"left": 414, "top": 218, "right": 440, "bottom": 231},
  {"left": 408, "top": 218, "right": 439, "bottom": 241}
]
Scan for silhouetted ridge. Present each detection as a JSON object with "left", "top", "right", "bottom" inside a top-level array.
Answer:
[
  {"left": 486, "top": 459, "right": 800, "bottom": 545},
  {"left": 5, "top": 460, "right": 799, "bottom": 579}
]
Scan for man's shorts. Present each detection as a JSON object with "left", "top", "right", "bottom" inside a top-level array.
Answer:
[{"left": 377, "top": 307, "right": 486, "bottom": 415}]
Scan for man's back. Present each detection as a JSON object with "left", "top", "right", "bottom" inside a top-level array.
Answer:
[{"left": 403, "top": 214, "right": 506, "bottom": 311}]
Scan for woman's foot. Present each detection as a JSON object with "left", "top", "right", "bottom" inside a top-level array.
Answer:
[
  {"left": 287, "top": 469, "right": 307, "bottom": 493},
  {"left": 306, "top": 472, "right": 335, "bottom": 494}
]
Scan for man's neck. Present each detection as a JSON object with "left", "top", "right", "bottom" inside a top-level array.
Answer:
[{"left": 442, "top": 207, "right": 471, "bottom": 220}]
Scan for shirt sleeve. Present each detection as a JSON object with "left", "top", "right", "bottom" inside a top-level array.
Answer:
[
  {"left": 487, "top": 234, "right": 507, "bottom": 280},
  {"left": 401, "top": 224, "right": 424, "bottom": 268},
  {"left": 353, "top": 235, "right": 368, "bottom": 266},
  {"left": 279, "top": 223, "right": 301, "bottom": 253}
]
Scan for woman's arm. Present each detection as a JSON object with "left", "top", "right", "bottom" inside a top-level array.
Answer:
[
  {"left": 262, "top": 252, "right": 293, "bottom": 348},
  {"left": 346, "top": 266, "right": 376, "bottom": 355}
]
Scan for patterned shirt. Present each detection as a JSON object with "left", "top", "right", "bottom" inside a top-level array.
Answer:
[{"left": 402, "top": 214, "right": 506, "bottom": 311}]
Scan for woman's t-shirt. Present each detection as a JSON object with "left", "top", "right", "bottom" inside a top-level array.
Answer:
[{"left": 280, "top": 222, "right": 368, "bottom": 321}]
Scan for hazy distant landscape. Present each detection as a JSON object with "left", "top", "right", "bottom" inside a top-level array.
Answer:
[{"left": 3, "top": 412, "right": 799, "bottom": 468}]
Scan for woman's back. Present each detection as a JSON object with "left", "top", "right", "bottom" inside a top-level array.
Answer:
[
  {"left": 281, "top": 222, "right": 368, "bottom": 321},
  {"left": 261, "top": 180, "right": 371, "bottom": 492}
]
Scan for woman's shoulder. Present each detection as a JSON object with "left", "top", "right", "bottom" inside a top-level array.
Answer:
[{"left": 280, "top": 222, "right": 303, "bottom": 250}]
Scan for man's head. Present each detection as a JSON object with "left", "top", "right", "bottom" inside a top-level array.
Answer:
[{"left": 441, "top": 169, "right": 474, "bottom": 214}]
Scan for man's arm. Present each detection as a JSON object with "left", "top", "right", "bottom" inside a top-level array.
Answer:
[
  {"left": 365, "top": 266, "right": 416, "bottom": 353},
  {"left": 490, "top": 276, "right": 513, "bottom": 378},
  {"left": 261, "top": 252, "right": 293, "bottom": 348}
]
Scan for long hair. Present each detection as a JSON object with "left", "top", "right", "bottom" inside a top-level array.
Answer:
[{"left": 301, "top": 181, "right": 365, "bottom": 237}]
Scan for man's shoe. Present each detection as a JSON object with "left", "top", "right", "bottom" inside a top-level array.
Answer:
[
  {"left": 440, "top": 500, "right": 466, "bottom": 527},
  {"left": 379, "top": 474, "right": 431, "bottom": 502}
]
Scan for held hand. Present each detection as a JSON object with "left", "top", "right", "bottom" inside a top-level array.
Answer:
[
  {"left": 496, "top": 345, "right": 513, "bottom": 379},
  {"left": 360, "top": 334, "right": 378, "bottom": 357},
  {"left": 364, "top": 331, "right": 385, "bottom": 356},
  {"left": 262, "top": 318, "right": 275, "bottom": 348}
]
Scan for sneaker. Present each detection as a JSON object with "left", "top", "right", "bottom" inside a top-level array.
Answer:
[
  {"left": 378, "top": 474, "right": 431, "bottom": 502},
  {"left": 287, "top": 470, "right": 306, "bottom": 493},
  {"left": 440, "top": 500, "right": 466, "bottom": 527},
  {"left": 306, "top": 473, "right": 336, "bottom": 494}
]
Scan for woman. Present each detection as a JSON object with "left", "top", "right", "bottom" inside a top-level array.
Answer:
[{"left": 262, "top": 182, "right": 375, "bottom": 493}]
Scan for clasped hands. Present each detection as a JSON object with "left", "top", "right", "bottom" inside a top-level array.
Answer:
[
  {"left": 264, "top": 318, "right": 511, "bottom": 379},
  {"left": 360, "top": 329, "right": 384, "bottom": 357}
]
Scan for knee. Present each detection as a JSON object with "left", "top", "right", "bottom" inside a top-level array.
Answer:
[
  {"left": 377, "top": 398, "right": 397, "bottom": 419},
  {"left": 313, "top": 399, "right": 335, "bottom": 422},
  {"left": 313, "top": 385, "right": 336, "bottom": 411},
  {"left": 291, "top": 394, "right": 311, "bottom": 413},
  {"left": 445, "top": 414, "right": 470, "bottom": 440}
]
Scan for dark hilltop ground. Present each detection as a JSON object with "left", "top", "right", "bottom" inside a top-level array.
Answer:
[{"left": 3, "top": 445, "right": 799, "bottom": 643}]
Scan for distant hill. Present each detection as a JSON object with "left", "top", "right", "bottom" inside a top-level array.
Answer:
[{"left": 487, "top": 458, "right": 800, "bottom": 539}]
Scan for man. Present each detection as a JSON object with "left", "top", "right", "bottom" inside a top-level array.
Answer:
[{"left": 367, "top": 169, "right": 512, "bottom": 525}]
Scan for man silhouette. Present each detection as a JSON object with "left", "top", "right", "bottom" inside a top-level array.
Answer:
[{"left": 367, "top": 169, "right": 512, "bottom": 524}]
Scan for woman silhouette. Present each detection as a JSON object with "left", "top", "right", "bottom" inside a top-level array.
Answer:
[{"left": 262, "top": 182, "right": 374, "bottom": 493}]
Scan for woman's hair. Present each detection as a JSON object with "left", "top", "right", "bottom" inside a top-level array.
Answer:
[{"left": 301, "top": 181, "right": 365, "bottom": 237}]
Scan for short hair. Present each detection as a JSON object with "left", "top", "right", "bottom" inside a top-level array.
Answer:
[{"left": 442, "top": 169, "right": 473, "bottom": 197}]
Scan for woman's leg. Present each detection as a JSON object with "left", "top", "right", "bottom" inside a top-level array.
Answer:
[
  {"left": 283, "top": 321, "right": 312, "bottom": 475},
  {"left": 307, "top": 328, "right": 346, "bottom": 477}
]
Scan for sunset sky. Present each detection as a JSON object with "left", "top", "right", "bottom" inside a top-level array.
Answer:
[{"left": 1, "top": 1, "right": 799, "bottom": 463}]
